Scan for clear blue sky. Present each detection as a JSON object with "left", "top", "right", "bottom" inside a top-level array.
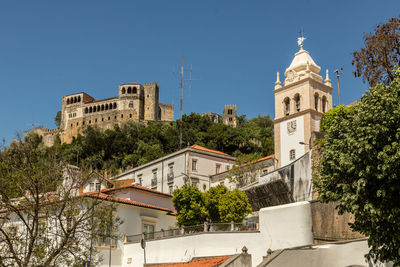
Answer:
[{"left": 0, "top": 1, "right": 399, "bottom": 143}]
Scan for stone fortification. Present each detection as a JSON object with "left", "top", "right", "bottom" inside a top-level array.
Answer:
[{"left": 34, "top": 82, "right": 174, "bottom": 145}]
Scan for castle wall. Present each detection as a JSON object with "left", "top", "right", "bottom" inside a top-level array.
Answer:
[
  {"left": 38, "top": 82, "right": 174, "bottom": 145},
  {"left": 159, "top": 103, "right": 174, "bottom": 121}
]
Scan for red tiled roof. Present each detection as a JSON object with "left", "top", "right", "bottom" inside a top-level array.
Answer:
[
  {"left": 121, "top": 82, "right": 139, "bottom": 85},
  {"left": 113, "top": 179, "right": 134, "bottom": 188},
  {"left": 91, "top": 170, "right": 114, "bottom": 185},
  {"left": 150, "top": 256, "right": 231, "bottom": 267},
  {"left": 212, "top": 154, "right": 275, "bottom": 176},
  {"left": 85, "top": 192, "right": 175, "bottom": 214},
  {"left": 190, "top": 145, "right": 230, "bottom": 157},
  {"left": 102, "top": 183, "right": 172, "bottom": 198}
]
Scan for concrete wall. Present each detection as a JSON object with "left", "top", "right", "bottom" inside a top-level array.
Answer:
[
  {"left": 259, "top": 151, "right": 312, "bottom": 202},
  {"left": 121, "top": 202, "right": 313, "bottom": 267},
  {"left": 279, "top": 115, "right": 305, "bottom": 167}
]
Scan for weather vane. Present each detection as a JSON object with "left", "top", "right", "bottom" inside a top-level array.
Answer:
[{"left": 297, "top": 27, "right": 306, "bottom": 48}]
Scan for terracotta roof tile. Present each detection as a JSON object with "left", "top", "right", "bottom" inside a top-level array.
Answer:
[
  {"left": 121, "top": 82, "right": 139, "bottom": 85},
  {"left": 113, "top": 179, "right": 134, "bottom": 188},
  {"left": 190, "top": 145, "right": 230, "bottom": 156},
  {"left": 150, "top": 256, "right": 231, "bottom": 267},
  {"left": 102, "top": 183, "right": 172, "bottom": 198},
  {"left": 85, "top": 192, "right": 175, "bottom": 214}
]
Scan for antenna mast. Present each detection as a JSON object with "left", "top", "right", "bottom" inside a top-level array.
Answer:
[{"left": 180, "top": 54, "right": 184, "bottom": 149}]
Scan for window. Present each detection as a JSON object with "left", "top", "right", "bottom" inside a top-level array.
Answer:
[
  {"left": 108, "top": 117, "right": 110, "bottom": 120},
  {"left": 226, "top": 165, "right": 230, "bottom": 171},
  {"left": 95, "top": 182, "right": 101, "bottom": 191},
  {"left": 89, "top": 183, "right": 94, "bottom": 191},
  {"left": 314, "top": 93, "right": 319, "bottom": 110},
  {"left": 290, "top": 149, "right": 296, "bottom": 160},
  {"left": 137, "top": 174, "right": 143, "bottom": 185},
  {"left": 294, "top": 94, "right": 300, "bottom": 111},
  {"left": 133, "top": 87, "right": 137, "bottom": 94},
  {"left": 121, "top": 114, "right": 124, "bottom": 118},
  {"left": 229, "top": 117, "right": 233, "bottom": 122},
  {"left": 153, "top": 171, "right": 157, "bottom": 179},
  {"left": 228, "top": 109, "right": 233, "bottom": 115},
  {"left": 192, "top": 181, "right": 198, "bottom": 187},
  {"left": 192, "top": 159, "right": 197, "bottom": 171},
  {"left": 127, "top": 87, "right": 132, "bottom": 94},
  {"left": 85, "top": 107, "right": 88, "bottom": 113},
  {"left": 143, "top": 224, "right": 154, "bottom": 240},
  {"left": 284, "top": 97, "right": 290, "bottom": 115},
  {"left": 113, "top": 103, "right": 117, "bottom": 109},
  {"left": 83, "top": 121, "right": 85, "bottom": 125},
  {"left": 121, "top": 87, "right": 126, "bottom": 94},
  {"left": 322, "top": 96, "right": 327, "bottom": 113},
  {"left": 89, "top": 120, "right": 91, "bottom": 124},
  {"left": 203, "top": 184, "right": 207, "bottom": 191},
  {"left": 129, "top": 102, "right": 133, "bottom": 108},
  {"left": 169, "top": 165, "right": 174, "bottom": 175},
  {"left": 102, "top": 118, "right": 104, "bottom": 122},
  {"left": 129, "top": 114, "right": 132, "bottom": 118},
  {"left": 169, "top": 185, "right": 173, "bottom": 195},
  {"left": 216, "top": 164, "right": 221, "bottom": 174}
]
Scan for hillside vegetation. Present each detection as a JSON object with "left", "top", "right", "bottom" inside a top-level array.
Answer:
[{"left": 52, "top": 113, "right": 274, "bottom": 175}]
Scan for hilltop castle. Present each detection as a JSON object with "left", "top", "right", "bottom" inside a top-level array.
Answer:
[{"left": 34, "top": 82, "right": 174, "bottom": 146}]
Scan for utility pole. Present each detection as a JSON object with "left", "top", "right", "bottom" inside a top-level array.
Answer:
[{"left": 334, "top": 68, "right": 343, "bottom": 105}]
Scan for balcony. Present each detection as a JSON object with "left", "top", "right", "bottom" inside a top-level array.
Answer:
[
  {"left": 167, "top": 173, "right": 174, "bottom": 183},
  {"left": 151, "top": 178, "right": 157, "bottom": 187}
]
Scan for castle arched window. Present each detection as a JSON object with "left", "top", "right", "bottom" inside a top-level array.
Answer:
[
  {"left": 93, "top": 106, "right": 97, "bottom": 112},
  {"left": 127, "top": 87, "right": 132, "bottom": 94},
  {"left": 113, "top": 103, "right": 117, "bottom": 109},
  {"left": 294, "top": 94, "right": 300, "bottom": 112},
  {"left": 322, "top": 96, "right": 327, "bottom": 113},
  {"left": 129, "top": 102, "right": 133, "bottom": 108},
  {"left": 314, "top": 93, "right": 319, "bottom": 111},
  {"left": 67, "top": 98, "right": 70, "bottom": 105},
  {"left": 109, "top": 103, "right": 112, "bottom": 109},
  {"left": 85, "top": 107, "right": 88, "bottom": 113},
  {"left": 133, "top": 87, "right": 137, "bottom": 94},
  {"left": 89, "top": 107, "right": 93, "bottom": 113},
  {"left": 74, "top": 96, "right": 77, "bottom": 103},
  {"left": 77, "top": 96, "right": 81, "bottom": 102},
  {"left": 122, "top": 87, "right": 126, "bottom": 94},
  {"left": 97, "top": 105, "right": 100, "bottom": 112},
  {"left": 284, "top": 97, "right": 290, "bottom": 116},
  {"left": 101, "top": 104, "right": 104, "bottom": 111},
  {"left": 105, "top": 104, "right": 109, "bottom": 110}
]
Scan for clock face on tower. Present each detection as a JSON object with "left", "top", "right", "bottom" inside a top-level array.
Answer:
[
  {"left": 287, "top": 120, "right": 297, "bottom": 134},
  {"left": 286, "top": 70, "right": 297, "bottom": 82}
]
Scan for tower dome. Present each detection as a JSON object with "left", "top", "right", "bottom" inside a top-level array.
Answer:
[{"left": 284, "top": 46, "right": 323, "bottom": 85}]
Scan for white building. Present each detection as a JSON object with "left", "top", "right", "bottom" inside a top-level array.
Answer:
[
  {"left": 210, "top": 155, "right": 275, "bottom": 190},
  {"left": 112, "top": 145, "right": 236, "bottom": 194}
]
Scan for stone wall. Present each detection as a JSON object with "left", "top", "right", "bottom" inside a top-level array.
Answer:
[
  {"left": 159, "top": 103, "right": 174, "bottom": 121},
  {"left": 311, "top": 200, "right": 364, "bottom": 243}
]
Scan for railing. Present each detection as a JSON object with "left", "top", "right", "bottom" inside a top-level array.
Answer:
[
  {"left": 167, "top": 173, "right": 174, "bottom": 183},
  {"left": 125, "top": 221, "right": 259, "bottom": 244},
  {"left": 93, "top": 235, "right": 118, "bottom": 248}
]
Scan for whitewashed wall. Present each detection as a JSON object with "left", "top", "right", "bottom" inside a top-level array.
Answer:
[
  {"left": 120, "top": 202, "right": 313, "bottom": 267},
  {"left": 280, "top": 115, "right": 305, "bottom": 167}
]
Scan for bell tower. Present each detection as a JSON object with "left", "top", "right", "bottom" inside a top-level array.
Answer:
[{"left": 273, "top": 39, "right": 333, "bottom": 168}]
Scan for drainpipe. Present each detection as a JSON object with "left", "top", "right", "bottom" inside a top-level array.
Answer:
[{"left": 161, "top": 160, "right": 164, "bottom": 193}]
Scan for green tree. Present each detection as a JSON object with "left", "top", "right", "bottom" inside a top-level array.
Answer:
[
  {"left": 54, "top": 110, "right": 61, "bottom": 128},
  {"left": 320, "top": 105, "right": 355, "bottom": 133},
  {"left": 172, "top": 185, "right": 206, "bottom": 226},
  {"left": 352, "top": 16, "right": 400, "bottom": 86},
  {"left": 218, "top": 189, "right": 252, "bottom": 223},
  {"left": 204, "top": 185, "right": 228, "bottom": 222},
  {"left": 0, "top": 134, "right": 119, "bottom": 267},
  {"left": 314, "top": 68, "right": 400, "bottom": 265}
]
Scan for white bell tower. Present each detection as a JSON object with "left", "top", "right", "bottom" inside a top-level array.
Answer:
[{"left": 273, "top": 37, "right": 333, "bottom": 168}]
